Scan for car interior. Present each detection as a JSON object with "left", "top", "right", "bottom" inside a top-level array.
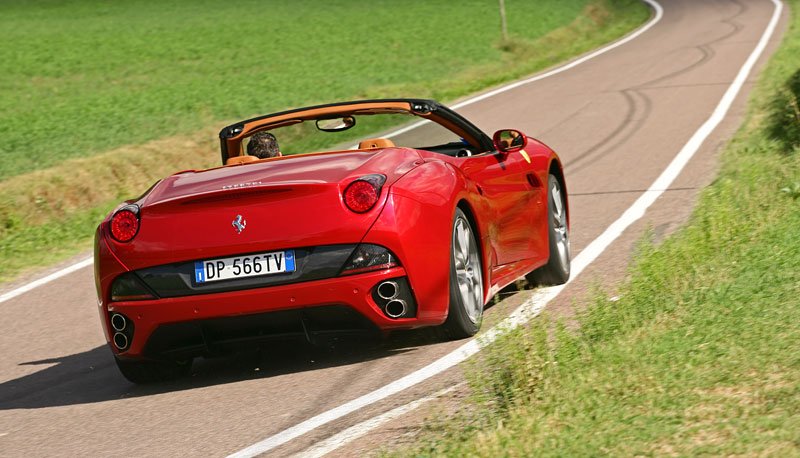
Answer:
[
  {"left": 225, "top": 127, "right": 482, "bottom": 166},
  {"left": 221, "top": 101, "right": 494, "bottom": 166}
]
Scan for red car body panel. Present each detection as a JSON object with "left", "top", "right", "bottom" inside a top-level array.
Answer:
[{"left": 94, "top": 99, "right": 567, "bottom": 361}]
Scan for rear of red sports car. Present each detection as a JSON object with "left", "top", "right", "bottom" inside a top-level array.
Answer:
[
  {"left": 94, "top": 147, "right": 458, "bottom": 370},
  {"left": 95, "top": 99, "right": 569, "bottom": 383}
]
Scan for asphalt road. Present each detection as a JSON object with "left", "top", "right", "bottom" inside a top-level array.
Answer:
[{"left": 0, "top": 0, "right": 786, "bottom": 456}]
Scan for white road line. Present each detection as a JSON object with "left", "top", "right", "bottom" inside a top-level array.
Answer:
[
  {"left": 0, "top": 0, "right": 665, "bottom": 306},
  {"left": 449, "top": 0, "right": 664, "bottom": 111},
  {"left": 292, "top": 384, "right": 463, "bottom": 458},
  {"left": 0, "top": 256, "right": 93, "bottom": 304},
  {"left": 229, "top": 0, "right": 785, "bottom": 456}
]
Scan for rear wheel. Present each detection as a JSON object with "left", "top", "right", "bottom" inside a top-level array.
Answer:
[
  {"left": 527, "top": 174, "right": 570, "bottom": 286},
  {"left": 441, "top": 208, "right": 484, "bottom": 339},
  {"left": 114, "top": 357, "right": 192, "bottom": 384}
]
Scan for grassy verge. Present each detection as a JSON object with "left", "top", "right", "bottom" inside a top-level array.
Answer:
[
  {"left": 401, "top": 2, "right": 800, "bottom": 456},
  {"left": 0, "top": 0, "right": 642, "bottom": 180},
  {"left": 0, "top": 0, "right": 650, "bottom": 282}
]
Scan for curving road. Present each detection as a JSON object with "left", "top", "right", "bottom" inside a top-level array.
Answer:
[{"left": 0, "top": 0, "right": 786, "bottom": 456}]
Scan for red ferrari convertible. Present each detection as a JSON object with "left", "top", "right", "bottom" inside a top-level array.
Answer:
[{"left": 94, "top": 99, "right": 570, "bottom": 383}]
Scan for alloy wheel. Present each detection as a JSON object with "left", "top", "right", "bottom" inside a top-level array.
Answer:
[{"left": 452, "top": 216, "right": 483, "bottom": 324}]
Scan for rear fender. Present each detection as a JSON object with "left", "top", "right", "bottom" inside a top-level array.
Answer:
[
  {"left": 529, "top": 138, "right": 568, "bottom": 228},
  {"left": 94, "top": 223, "right": 131, "bottom": 346},
  {"left": 364, "top": 161, "right": 488, "bottom": 324}
]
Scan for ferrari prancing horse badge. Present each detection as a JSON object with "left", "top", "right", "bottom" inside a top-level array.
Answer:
[{"left": 232, "top": 215, "right": 246, "bottom": 234}]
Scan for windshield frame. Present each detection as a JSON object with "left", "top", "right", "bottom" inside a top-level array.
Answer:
[{"left": 218, "top": 99, "right": 493, "bottom": 164}]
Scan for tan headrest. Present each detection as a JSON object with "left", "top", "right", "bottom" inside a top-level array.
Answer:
[
  {"left": 225, "top": 155, "right": 260, "bottom": 166},
  {"left": 358, "top": 138, "right": 395, "bottom": 149}
]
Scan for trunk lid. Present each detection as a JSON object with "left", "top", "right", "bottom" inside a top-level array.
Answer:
[{"left": 110, "top": 148, "right": 422, "bottom": 270}]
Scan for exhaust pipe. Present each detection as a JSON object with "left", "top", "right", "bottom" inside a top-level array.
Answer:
[
  {"left": 385, "top": 299, "right": 407, "bottom": 319},
  {"left": 111, "top": 313, "right": 127, "bottom": 332},
  {"left": 113, "top": 332, "right": 129, "bottom": 350},
  {"left": 377, "top": 281, "right": 399, "bottom": 300}
]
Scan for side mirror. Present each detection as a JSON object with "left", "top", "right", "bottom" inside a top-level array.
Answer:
[{"left": 493, "top": 129, "right": 528, "bottom": 153}]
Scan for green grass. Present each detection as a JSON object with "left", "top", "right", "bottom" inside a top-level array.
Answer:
[
  {"left": 0, "top": 0, "right": 650, "bottom": 281},
  {"left": 1, "top": 0, "right": 596, "bottom": 181},
  {"left": 400, "top": 1, "right": 800, "bottom": 456}
]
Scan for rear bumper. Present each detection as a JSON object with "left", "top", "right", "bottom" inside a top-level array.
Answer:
[{"left": 106, "top": 266, "right": 441, "bottom": 359}]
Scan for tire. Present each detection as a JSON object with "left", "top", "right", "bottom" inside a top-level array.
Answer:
[
  {"left": 114, "top": 357, "right": 192, "bottom": 384},
  {"left": 527, "top": 174, "right": 571, "bottom": 286},
  {"left": 441, "top": 208, "right": 484, "bottom": 339}
]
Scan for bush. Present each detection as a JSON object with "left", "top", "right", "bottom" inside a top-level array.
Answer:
[{"left": 769, "top": 68, "right": 800, "bottom": 152}]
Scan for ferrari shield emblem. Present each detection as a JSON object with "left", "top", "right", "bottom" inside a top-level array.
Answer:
[{"left": 232, "top": 215, "right": 246, "bottom": 234}]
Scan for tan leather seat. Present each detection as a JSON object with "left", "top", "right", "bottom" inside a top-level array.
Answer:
[
  {"left": 225, "top": 155, "right": 260, "bottom": 166},
  {"left": 358, "top": 138, "right": 395, "bottom": 149}
]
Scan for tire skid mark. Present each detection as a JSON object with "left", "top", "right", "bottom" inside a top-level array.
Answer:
[
  {"left": 565, "top": 88, "right": 653, "bottom": 175},
  {"left": 563, "top": 91, "right": 636, "bottom": 171},
  {"left": 636, "top": 44, "right": 715, "bottom": 91},
  {"left": 535, "top": 99, "right": 594, "bottom": 139},
  {"left": 565, "top": 0, "right": 750, "bottom": 176},
  {"left": 637, "top": 0, "right": 746, "bottom": 89}
]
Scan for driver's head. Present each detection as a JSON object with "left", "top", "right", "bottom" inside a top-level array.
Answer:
[{"left": 247, "top": 131, "right": 282, "bottom": 159}]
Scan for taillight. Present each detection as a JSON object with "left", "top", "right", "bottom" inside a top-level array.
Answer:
[
  {"left": 110, "top": 205, "right": 140, "bottom": 242},
  {"left": 343, "top": 174, "right": 386, "bottom": 213}
]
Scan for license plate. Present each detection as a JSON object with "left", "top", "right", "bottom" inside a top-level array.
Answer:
[{"left": 193, "top": 250, "right": 295, "bottom": 284}]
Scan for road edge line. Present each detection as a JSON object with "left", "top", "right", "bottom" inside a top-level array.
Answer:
[
  {"left": 230, "top": 0, "right": 785, "bottom": 455},
  {"left": 291, "top": 384, "right": 463, "bottom": 458},
  {"left": 0, "top": 257, "right": 93, "bottom": 304},
  {"left": 227, "top": 1, "right": 675, "bottom": 456}
]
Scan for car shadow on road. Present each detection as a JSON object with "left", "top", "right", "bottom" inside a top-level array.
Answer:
[
  {"left": 1, "top": 278, "right": 525, "bottom": 411},
  {"left": 0, "top": 328, "right": 445, "bottom": 411}
]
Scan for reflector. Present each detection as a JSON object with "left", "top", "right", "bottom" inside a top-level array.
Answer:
[
  {"left": 341, "top": 244, "right": 398, "bottom": 275},
  {"left": 111, "top": 272, "right": 155, "bottom": 301}
]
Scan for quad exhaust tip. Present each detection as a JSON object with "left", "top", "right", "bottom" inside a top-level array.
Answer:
[
  {"left": 113, "top": 332, "right": 129, "bottom": 350},
  {"left": 377, "top": 281, "right": 399, "bottom": 300},
  {"left": 385, "top": 299, "right": 407, "bottom": 319},
  {"left": 111, "top": 313, "right": 127, "bottom": 332}
]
